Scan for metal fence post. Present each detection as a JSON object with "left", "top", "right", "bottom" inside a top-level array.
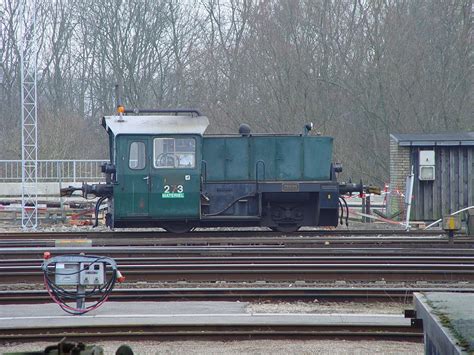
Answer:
[
  {"left": 361, "top": 197, "right": 366, "bottom": 222},
  {"left": 58, "top": 161, "right": 64, "bottom": 220},
  {"left": 73, "top": 160, "right": 76, "bottom": 183},
  {"left": 365, "top": 195, "right": 371, "bottom": 223}
]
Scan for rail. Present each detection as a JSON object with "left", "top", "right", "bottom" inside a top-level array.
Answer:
[
  {"left": 1, "top": 286, "right": 473, "bottom": 304},
  {"left": 0, "top": 160, "right": 108, "bottom": 183}
]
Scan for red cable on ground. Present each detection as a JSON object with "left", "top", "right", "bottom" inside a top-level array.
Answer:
[
  {"left": 44, "top": 274, "right": 77, "bottom": 311},
  {"left": 43, "top": 274, "right": 112, "bottom": 314}
]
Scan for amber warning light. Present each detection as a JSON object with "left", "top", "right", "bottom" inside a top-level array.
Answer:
[{"left": 117, "top": 105, "right": 125, "bottom": 114}]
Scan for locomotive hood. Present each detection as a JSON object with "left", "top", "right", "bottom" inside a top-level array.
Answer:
[{"left": 101, "top": 114, "right": 209, "bottom": 136}]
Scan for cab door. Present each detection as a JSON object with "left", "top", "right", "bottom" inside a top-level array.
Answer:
[
  {"left": 149, "top": 136, "right": 201, "bottom": 219},
  {"left": 115, "top": 136, "right": 150, "bottom": 218}
]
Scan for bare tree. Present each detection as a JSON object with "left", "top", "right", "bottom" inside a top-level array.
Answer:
[{"left": 0, "top": 0, "right": 471, "bottom": 180}]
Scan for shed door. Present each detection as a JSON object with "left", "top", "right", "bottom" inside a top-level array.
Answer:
[{"left": 116, "top": 137, "right": 150, "bottom": 218}]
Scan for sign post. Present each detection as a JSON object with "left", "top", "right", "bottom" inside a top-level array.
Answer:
[{"left": 405, "top": 166, "right": 414, "bottom": 231}]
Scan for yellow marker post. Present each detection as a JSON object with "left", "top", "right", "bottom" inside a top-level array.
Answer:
[{"left": 442, "top": 215, "right": 461, "bottom": 245}]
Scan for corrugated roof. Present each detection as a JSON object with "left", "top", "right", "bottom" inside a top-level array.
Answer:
[{"left": 390, "top": 132, "right": 474, "bottom": 146}]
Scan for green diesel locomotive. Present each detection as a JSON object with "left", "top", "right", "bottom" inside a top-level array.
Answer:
[{"left": 62, "top": 109, "right": 373, "bottom": 232}]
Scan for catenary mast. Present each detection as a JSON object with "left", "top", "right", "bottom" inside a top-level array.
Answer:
[{"left": 19, "top": 0, "right": 38, "bottom": 229}]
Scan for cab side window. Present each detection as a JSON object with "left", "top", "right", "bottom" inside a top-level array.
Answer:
[
  {"left": 154, "top": 138, "right": 195, "bottom": 169},
  {"left": 129, "top": 142, "right": 146, "bottom": 169}
]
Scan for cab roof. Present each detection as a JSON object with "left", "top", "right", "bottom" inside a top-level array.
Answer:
[{"left": 102, "top": 115, "right": 209, "bottom": 136}]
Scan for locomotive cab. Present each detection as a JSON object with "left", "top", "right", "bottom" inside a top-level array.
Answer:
[{"left": 102, "top": 111, "right": 208, "bottom": 232}]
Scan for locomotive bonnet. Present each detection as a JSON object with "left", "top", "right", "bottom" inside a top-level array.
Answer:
[{"left": 61, "top": 108, "right": 379, "bottom": 233}]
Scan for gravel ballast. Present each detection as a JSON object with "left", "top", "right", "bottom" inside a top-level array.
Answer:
[
  {"left": 246, "top": 300, "right": 408, "bottom": 314},
  {"left": 1, "top": 339, "right": 423, "bottom": 354}
]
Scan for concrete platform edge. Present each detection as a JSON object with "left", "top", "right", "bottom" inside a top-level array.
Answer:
[{"left": 414, "top": 292, "right": 463, "bottom": 355}]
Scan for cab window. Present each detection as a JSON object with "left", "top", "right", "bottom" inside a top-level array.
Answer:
[
  {"left": 129, "top": 142, "right": 146, "bottom": 169},
  {"left": 154, "top": 138, "right": 195, "bottom": 169}
]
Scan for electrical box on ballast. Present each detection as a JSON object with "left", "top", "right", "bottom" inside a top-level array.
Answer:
[
  {"left": 42, "top": 254, "right": 122, "bottom": 315},
  {"left": 419, "top": 150, "right": 435, "bottom": 181}
]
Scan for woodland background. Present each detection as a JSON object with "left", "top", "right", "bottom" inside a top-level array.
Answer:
[{"left": 0, "top": 0, "right": 472, "bottom": 183}]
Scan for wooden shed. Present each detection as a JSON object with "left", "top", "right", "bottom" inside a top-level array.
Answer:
[{"left": 389, "top": 132, "right": 474, "bottom": 222}]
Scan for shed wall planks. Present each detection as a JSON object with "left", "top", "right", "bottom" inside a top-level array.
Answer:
[{"left": 411, "top": 146, "right": 474, "bottom": 221}]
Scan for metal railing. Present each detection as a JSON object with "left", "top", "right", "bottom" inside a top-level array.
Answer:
[{"left": 0, "top": 160, "right": 108, "bottom": 182}]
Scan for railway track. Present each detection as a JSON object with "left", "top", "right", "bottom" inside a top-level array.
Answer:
[
  {"left": 1, "top": 229, "right": 467, "bottom": 247},
  {"left": 3, "top": 237, "right": 473, "bottom": 249},
  {"left": 2, "top": 256, "right": 474, "bottom": 283},
  {"left": 1, "top": 286, "right": 473, "bottom": 304},
  {"left": 2, "top": 243, "right": 474, "bottom": 257},
  {"left": 0, "top": 323, "right": 423, "bottom": 342},
  {"left": 0, "top": 229, "right": 449, "bottom": 240},
  {"left": 0, "top": 230, "right": 465, "bottom": 345},
  {"left": 3, "top": 254, "right": 474, "bottom": 265},
  {"left": 2, "top": 239, "right": 474, "bottom": 283},
  {"left": 1, "top": 230, "right": 471, "bottom": 251},
  {"left": 2, "top": 245, "right": 474, "bottom": 259}
]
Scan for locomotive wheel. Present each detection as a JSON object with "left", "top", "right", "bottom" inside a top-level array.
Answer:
[
  {"left": 271, "top": 224, "right": 300, "bottom": 233},
  {"left": 162, "top": 223, "right": 193, "bottom": 234}
]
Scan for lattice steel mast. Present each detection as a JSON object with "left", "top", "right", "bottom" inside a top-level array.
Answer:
[{"left": 20, "top": 0, "right": 38, "bottom": 229}]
